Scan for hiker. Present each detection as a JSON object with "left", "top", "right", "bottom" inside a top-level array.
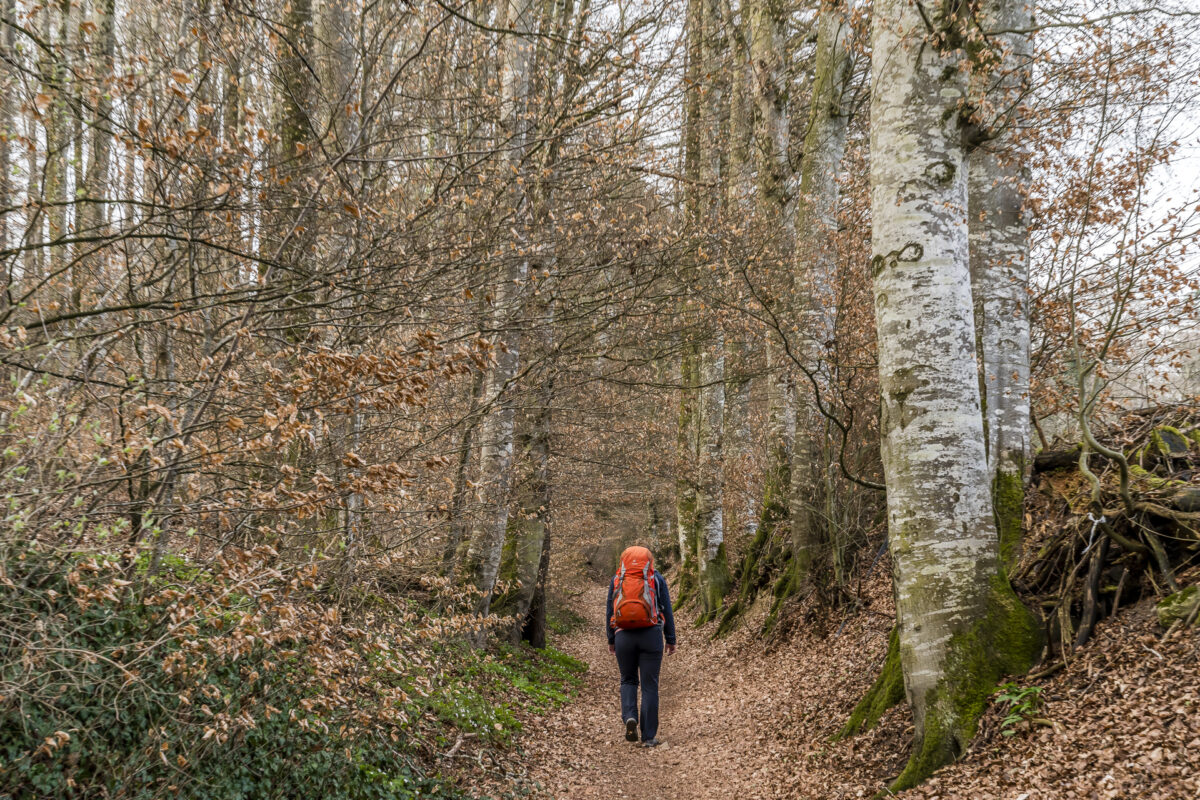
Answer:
[{"left": 606, "top": 545, "right": 677, "bottom": 747}]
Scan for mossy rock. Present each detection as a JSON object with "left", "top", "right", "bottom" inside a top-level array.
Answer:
[{"left": 1156, "top": 586, "right": 1199, "bottom": 628}]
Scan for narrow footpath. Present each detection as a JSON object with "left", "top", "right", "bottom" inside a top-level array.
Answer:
[
  {"left": 496, "top": 580, "right": 1200, "bottom": 800},
  {"left": 505, "top": 585, "right": 865, "bottom": 800}
]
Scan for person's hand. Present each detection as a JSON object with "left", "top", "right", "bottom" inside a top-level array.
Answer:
[
  {"left": 666, "top": 644, "right": 677, "bottom": 656},
  {"left": 609, "top": 644, "right": 616, "bottom": 656}
]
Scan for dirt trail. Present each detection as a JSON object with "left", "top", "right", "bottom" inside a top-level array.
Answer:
[
  {"left": 501, "top": 579, "right": 1200, "bottom": 800},
  {"left": 510, "top": 586, "right": 791, "bottom": 800}
]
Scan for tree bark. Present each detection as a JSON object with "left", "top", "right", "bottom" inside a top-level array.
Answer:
[
  {"left": 748, "top": 0, "right": 794, "bottom": 544},
  {"left": 277, "top": 0, "right": 315, "bottom": 339},
  {"left": 462, "top": 0, "right": 534, "bottom": 615},
  {"left": 0, "top": 0, "right": 13, "bottom": 280},
  {"left": 509, "top": 296, "right": 555, "bottom": 644},
  {"left": 444, "top": 368, "right": 486, "bottom": 570},
  {"left": 789, "top": 0, "right": 854, "bottom": 589},
  {"left": 869, "top": 1, "right": 1039, "bottom": 789},
  {"left": 968, "top": 0, "right": 1034, "bottom": 568},
  {"left": 697, "top": 330, "right": 730, "bottom": 618},
  {"left": 724, "top": 339, "right": 756, "bottom": 539},
  {"left": 81, "top": 0, "right": 117, "bottom": 240},
  {"left": 675, "top": 0, "right": 706, "bottom": 603}
]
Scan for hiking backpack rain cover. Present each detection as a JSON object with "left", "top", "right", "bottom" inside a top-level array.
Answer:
[{"left": 610, "top": 546, "right": 662, "bottom": 630}]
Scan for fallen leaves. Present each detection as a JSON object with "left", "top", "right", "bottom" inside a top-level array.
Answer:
[{"left": 484, "top": 574, "right": 1199, "bottom": 800}]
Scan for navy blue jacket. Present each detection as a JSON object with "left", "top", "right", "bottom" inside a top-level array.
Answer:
[{"left": 606, "top": 571, "right": 676, "bottom": 646}]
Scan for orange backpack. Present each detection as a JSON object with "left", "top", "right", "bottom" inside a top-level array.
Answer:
[{"left": 610, "top": 546, "right": 661, "bottom": 630}]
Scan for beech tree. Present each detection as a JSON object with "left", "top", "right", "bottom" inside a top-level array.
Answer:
[
  {"left": 789, "top": 0, "right": 854, "bottom": 591},
  {"left": 967, "top": 0, "right": 1034, "bottom": 567},
  {"left": 461, "top": 0, "right": 536, "bottom": 614},
  {"left": 868, "top": 0, "right": 1039, "bottom": 788}
]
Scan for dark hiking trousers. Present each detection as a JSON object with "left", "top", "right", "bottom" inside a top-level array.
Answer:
[{"left": 614, "top": 625, "right": 664, "bottom": 742}]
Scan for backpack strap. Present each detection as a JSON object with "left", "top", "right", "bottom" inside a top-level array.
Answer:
[{"left": 642, "top": 564, "right": 660, "bottom": 624}]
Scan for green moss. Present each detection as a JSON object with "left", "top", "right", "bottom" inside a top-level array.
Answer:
[
  {"left": 489, "top": 518, "right": 544, "bottom": 618},
  {"left": 760, "top": 562, "right": 799, "bottom": 636},
  {"left": 1129, "top": 463, "right": 1191, "bottom": 495},
  {"left": 1188, "top": 428, "right": 1200, "bottom": 449},
  {"left": 716, "top": 600, "right": 742, "bottom": 635},
  {"left": 738, "top": 519, "right": 774, "bottom": 603},
  {"left": 674, "top": 492, "right": 699, "bottom": 612},
  {"left": 993, "top": 469, "right": 1024, "bottom": 570},
  {"left": 698, "top": 542, "right": 732, "bottom": 624},
  {"left": 1156, "top": 586, "right": 1199, "bottom": 628},
  {"left": 887, "top": 576, "right": 1041, "bottom": 793},
  {"left": 839, "top": 627, "right": 905, "bottom": 739},
  {"left": 718, "top": 466, "right": 791, "bottom": 635},
  {"left": 1137, "top": 425, "right": 1193, "bottom": 468}
]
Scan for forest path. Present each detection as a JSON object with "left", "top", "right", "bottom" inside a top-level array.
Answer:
[{"left": 513, "top": 585, "right": 778, "bottom": 800}]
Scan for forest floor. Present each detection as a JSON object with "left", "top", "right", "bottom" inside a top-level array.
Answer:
[{"left": 473, "top": 570, "right": 1200, "bottom": 800}]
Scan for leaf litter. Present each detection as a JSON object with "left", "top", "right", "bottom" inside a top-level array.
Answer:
[{"left": 474, "top": 572, "right": 1198, "bottom": 799}]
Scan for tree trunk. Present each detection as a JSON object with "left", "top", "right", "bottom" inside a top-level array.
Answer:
[
  {"left": 444, "top": 368, "right": 486, "bottom": 570},
  {"left": 789, "top": 0, "right": 853, "bottom": 590},
  {"left": 968, "top": 0, "right": 1034, "bottom": 568},
  {"left": 81, "top": 0, "right": 116, "bottom": 241},
  {"left": 697, "top": 330, "right": 730, "bottom": 619},
  {"left": 724, "top": 339, "right": 756, "bottom": 539},
  {"left": 675, "top": 337, "right": 700, "bottom": 600},
  {"left": 277, "top": 0, "right": 315, "bottom": 340},
  {"left": 761, "top": 338, "right": 793, "bottom": 530},
  {"left": 462, "top": 0, "right": 534, "bottom": 615},
  {"left": 675, "top": 0, "right": 706, "bottom": 604},
  {"left": 749, "top": 0, "right": 794, "bottom": 543},
  {"left": 0, "top": 0, "right": 13, "bottom": 277},
  {"left": 42, "top": 2, "right": 69, "bottom": 275},
  {"left": 869, "top": 2, "right": 1039, "bottom": 790},
  {"left": 748, "top": 0, "right": 790, "bottom": 214},
  {"left": 509, "top": 298, "right": 555, "bottom": 644}
]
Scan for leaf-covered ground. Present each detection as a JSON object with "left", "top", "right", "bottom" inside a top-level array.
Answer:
[{"left": 485, "top": 575, "right": 1199, "bottom": 799}]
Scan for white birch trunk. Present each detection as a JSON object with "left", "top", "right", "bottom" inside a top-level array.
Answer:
[
  {"left": 870, "top": 1, "right": 1037, "bottom": 788},
  {"left": 968, "top": 0, "right": 1033, "bottom": 565}
]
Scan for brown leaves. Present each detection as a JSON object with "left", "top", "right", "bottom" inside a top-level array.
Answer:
[{"left": 497, "top": 576, "right": 1200, "bottom": 800}]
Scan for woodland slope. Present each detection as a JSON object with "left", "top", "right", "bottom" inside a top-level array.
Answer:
[{"left": 492, "top": 575, "right": 1199, "bottom": 800}]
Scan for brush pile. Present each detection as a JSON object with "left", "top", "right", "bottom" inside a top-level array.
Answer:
[{"left": 1019, "top": 404, "right": 1200, "bottom": 663}]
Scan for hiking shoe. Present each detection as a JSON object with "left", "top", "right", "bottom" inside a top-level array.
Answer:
[
  {"left": 641, "top": 738, "right": 661, "bottom": 748},
  {"left": 624, "top": 718, "right": 638, "bottom": 742}
]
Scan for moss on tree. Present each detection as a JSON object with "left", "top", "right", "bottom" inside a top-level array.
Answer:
[
  {"left": 674, "top": 491, "right": 699, "bottom": 612},
  {"left": 698, "top": 542, "right": 731, "bottom": 624},
  {"left": 716, "top": 474, "right": 790, "bottom": 636},
  {"left": 760, "top": 561, "right": 799, "bottom": 636},
  {"left": 887, "top": 575, "right": 1041, "bottom": 793},
  {"left": 839, "top": 627, "right": 905, "bottom": 738},
  {"left": 993, "top": 468, "right": 1024, "bottom": 569}
]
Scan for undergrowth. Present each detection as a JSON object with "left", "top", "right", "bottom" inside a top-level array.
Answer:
[{"left": 0, "top": 539, "right": 584, "bottom": 799}]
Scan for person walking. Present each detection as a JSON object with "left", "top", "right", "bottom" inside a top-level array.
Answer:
[{"left": 606, "top": 545, "right": 677, "bottom": 747}]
